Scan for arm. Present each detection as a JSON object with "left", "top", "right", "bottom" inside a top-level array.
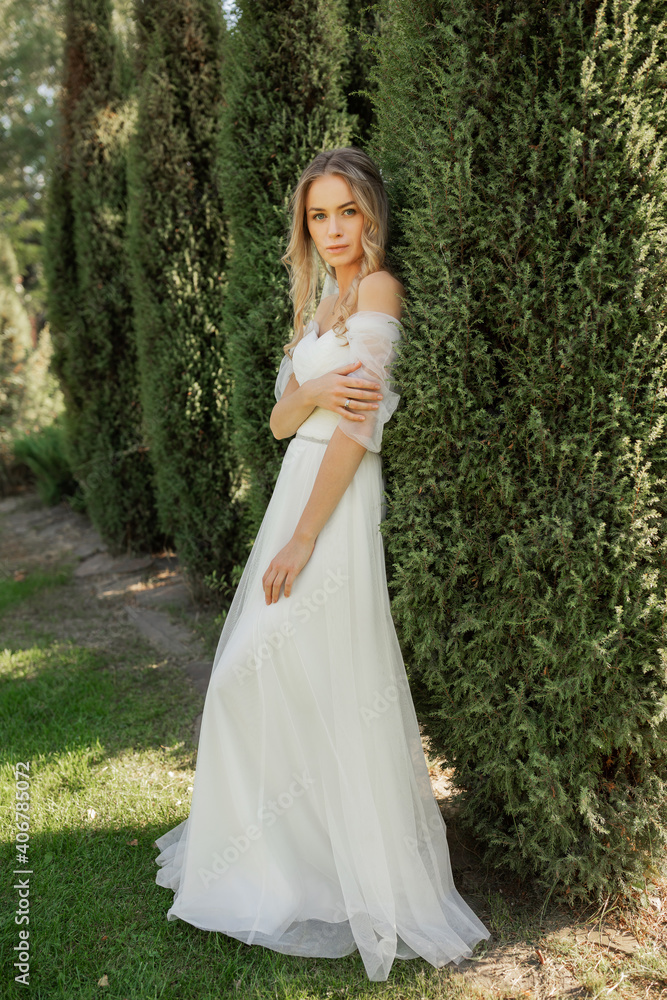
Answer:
[
  {"left": 269, "top": 375, "right": 317, "bottom": 440},
  {"left": 334, "top": 273, "right": 404, "bottom": 452},
  {"left": 261, "top": 426, "right": 366, "bottom": 603},
  {"left": 263, "top": 272, "right": 404, "bottom": 603},
  {"left": 270, "top": 291, "right": 389, "bottom": 440},
  {"left": 270, "top": 362, "right": 383, "bottom": 440}
]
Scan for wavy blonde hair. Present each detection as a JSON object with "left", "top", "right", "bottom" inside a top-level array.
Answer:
[{"left": 280, "top": 147, "right": 389, "bottom": 358}]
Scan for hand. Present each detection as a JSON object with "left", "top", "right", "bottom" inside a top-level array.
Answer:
[
  {"left": 306, "top": 361, "right": 383, "bottom": 422},
  {"left": 262, "top": 533, "right": 316, "bottom": 604}
]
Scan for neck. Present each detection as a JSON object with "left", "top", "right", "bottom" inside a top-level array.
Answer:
[{"left": 334, "top": 260, "right": 362, "bottom": 303}]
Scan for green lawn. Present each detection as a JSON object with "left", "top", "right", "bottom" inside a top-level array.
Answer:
[
  {"left": 0, "top": 570, "right": 490, "bottom": 999},
  {"left": 1, "top": 567, "right": 665, "bottom": 999}
]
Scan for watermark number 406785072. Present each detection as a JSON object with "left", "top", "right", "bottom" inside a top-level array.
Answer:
[{"left": 13, "top": 761, "right": 32, "bottom": 986}]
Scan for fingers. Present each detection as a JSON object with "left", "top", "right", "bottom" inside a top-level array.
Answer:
[
  {"left": 262, "top": 564, "right": 278, "bottom": 603},
  {"left": 339, "top": 379, "right": 383, "bottom": 420},
  {"left": 349, "top": 376, "right": 382, "bottom": 388},
  {"left": 347, "top": 388, "right": 382, "bottom": 402},
  {"left": 336, "top": 361, "right": 383, "bottom": 391},
  {"left": 262, "top": 564, "right": 292, "bottom": 603}
]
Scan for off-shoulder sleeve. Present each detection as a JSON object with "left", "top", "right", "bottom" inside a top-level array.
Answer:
[
  {"left": 336, "top": 311, "right": 402, "bottom": 453},
  {"left": 274, "top": 351, "right": 295, "bottom": 403}
]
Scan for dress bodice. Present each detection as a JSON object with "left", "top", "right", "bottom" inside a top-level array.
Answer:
[
  {"left": 274, "top": 311, "right": 402, "bottom": 453},
  {"left": 292, "top": 320, "right": 355, "bottom": 442},
  {"left": 292, "top": 320, "right": 349, "bottom": 382}
]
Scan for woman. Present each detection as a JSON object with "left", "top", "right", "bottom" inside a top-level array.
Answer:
[{"left": 155, "top": 147, "right": 490, "bottom": 982}]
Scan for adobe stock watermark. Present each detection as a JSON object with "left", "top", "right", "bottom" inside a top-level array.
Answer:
[
  {"left": 232, "top": 567, "right": 349, "bottom": 684},
  {"left": 404, "top": 811, "right": 449, "bottom": 858},
  {"left": 359, "top": 674, "right": 412, "bottom": 726},
  {"left": 197, "top": 768, "right": 316, "bottom": 888},
  {"left": 13, "top": 761, "right": 32, "bottom": 986},
  {"left": 77, "top": 441, "right": 150, "bottom": 495}
]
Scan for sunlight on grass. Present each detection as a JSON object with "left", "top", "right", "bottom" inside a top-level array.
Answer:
[
  {"left": 0, "top": 595, "right": 665, "bottom": 998},
  {"left": 1, "top": 633, "right": 482, "bottom": 998}
]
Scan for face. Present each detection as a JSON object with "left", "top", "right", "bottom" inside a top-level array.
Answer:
[{"left": 305, "top": 173, "right": 365, "bottom": 272}]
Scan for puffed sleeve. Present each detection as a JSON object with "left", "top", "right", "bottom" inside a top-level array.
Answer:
[
  {"left": 336, "top": 311, "right": 402, "bottom": 453},
  {"left": 274, "top": 351, "right": 295, "bottom": 403}
]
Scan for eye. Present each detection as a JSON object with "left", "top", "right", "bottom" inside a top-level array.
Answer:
[
  {"left": 311, "top": 212, "right": 326, "bottom": 221},
  {"left": 343, "top": 208, "right": 357, "bottom": 216}
]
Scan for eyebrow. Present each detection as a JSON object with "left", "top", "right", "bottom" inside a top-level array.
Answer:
[{"left": 306, "top": 201, "right": 356, "bottom": 212}]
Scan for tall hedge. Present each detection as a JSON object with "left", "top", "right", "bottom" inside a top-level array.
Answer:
[
  {"left": 43, "top": 0, "right": 162, "bottom": 552},
  {"left": 128, "top": 0, "right": 246, "bottom": 601},
  {"left": 346, "top": 0, "right": 380, "bottom": 141},
  {"left": 219, "top": 0, "right": 354, "bottom": 542},
  {"left": 372, "top": 0, "right": 667, "bottom": 901}
]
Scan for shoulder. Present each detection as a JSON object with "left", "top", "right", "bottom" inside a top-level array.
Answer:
[
  {"left": 357, "top": 271, "right": 404, "bottom": 320},
  {"left": 314, "top": 293, "right": 337, "bottom": 325}
]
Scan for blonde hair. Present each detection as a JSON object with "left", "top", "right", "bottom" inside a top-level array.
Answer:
[{"left": 281, "top": 147, "right": 389, "bottom": 357}]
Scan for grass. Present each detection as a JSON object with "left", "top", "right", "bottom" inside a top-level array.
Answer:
[
  {"left": 0, "top": 566, "right": 72, "bottom": 615},
  {"left": 0, "top": 562, "right": 666, "bottom": 999},
  {"left": 0, "top": 571, "right": 492, "bottom": 999}
]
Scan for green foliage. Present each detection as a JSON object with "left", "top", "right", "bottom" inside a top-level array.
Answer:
[
  {"left": 219, "top": 0, "right": 355, "bottom": 542},
  {"left": 0, "top": 0, "right": 65, "bottom": 316},
  {"left": 372, "top": 0, "right": 667, "bottom": 901},
  {"left": 12, "top": 416, "right": 78, "bottom": 506},
  {"left": 127, "top": 0, "right": 247, "bottom": 601},
  {"left": 11, "top": 323, "right": 65, "bottom": 437},
  {"left": 43, "top": 0, "right": 162, "bottom": 553},
  {"left": 346, "top": 0, "right": 380, "bottom": 141},
  {"left": 0, "top": 233, "right": 34, "bottom": 451},
  {"left": 0, "top": 229, "right": 62, "bottom": 499}
]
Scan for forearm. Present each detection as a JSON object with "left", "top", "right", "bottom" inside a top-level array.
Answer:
[
  {"left": 293, "top": 426, "right": 367, "bottom": 543},
  {"left": 270, "top": 380, "right": 318, "bottom": 439}
]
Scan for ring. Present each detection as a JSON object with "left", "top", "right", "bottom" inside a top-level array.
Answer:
[{"left": 344, "top": 398, "right": 351, "bottom": 410}]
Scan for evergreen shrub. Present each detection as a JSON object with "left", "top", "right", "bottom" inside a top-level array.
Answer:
[
  {"left": 128, "top": 0, "right": 246, "bottom": 601},
  {"left": 43, "top": 0, "right": 162, "bottom": 553},
  {"left": 372, "top": 0, "right": 667, "bottom": 900},
  {"left": 12, "top": 418, "right": 78, "bottom": 506},
  {"left": 219, "top": 0, "right": 354, "bottom": 541}
]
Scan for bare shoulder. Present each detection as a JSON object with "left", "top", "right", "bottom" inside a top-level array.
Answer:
[
  {"left": 357, "top": 271, "right": 404, "bottom": 320},
  {"left": 313, "top": 293, "right": 338, "bottom": 325}
]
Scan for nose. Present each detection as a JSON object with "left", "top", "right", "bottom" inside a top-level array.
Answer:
[{"left": 327, "top": 214, "right": 342, "bottom": 238}]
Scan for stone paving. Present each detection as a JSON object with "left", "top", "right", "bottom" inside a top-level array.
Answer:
[{"left": 0, "top": 488, "right": 214, "bottom": 743}]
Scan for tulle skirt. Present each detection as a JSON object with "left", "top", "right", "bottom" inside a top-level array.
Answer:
[{"left": 155, "top": 430, "right": 490, "bottom": 981}]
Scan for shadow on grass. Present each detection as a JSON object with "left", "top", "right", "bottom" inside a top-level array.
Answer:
[
  {"left": 0, "top": 604, "right": 495, "bottom": 1000},
  {"left": 2, "top": 571, "right": 663, "bottom": 1000},
  {"left": 0, "top": 565, "right": 74, "bottom": 616}
]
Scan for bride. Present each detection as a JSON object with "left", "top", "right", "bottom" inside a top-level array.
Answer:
[{"left": 155, "top": 146, "right": 490, "bottom": 982}]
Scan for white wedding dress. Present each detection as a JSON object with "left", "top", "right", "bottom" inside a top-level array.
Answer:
[{"left": 154, "top": 311, "right": 490, "bottom": 981}]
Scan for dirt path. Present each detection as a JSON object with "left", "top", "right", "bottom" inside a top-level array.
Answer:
[{"left": 2, "top": 488, "right": 664, "bottom": 999}]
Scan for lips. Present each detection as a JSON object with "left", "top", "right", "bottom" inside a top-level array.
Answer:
[{"left": 326, "top": 245, "right": 348, "bottom": 252}]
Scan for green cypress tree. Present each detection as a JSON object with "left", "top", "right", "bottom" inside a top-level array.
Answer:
[
  {"left": 346, "top": 0, "right": 379, "bottom": 141},
  {"left": 43, "top": 0, "right": 162, "bottom": 552},
  {"left": 372, "top": 0, "right": 667, "bottom": 901},
  {"left": 128, "top": 0, "right": 245, "bottom": 601},
  {"left": 220, "top": 0, "right": 354, "bottom": 542}
]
